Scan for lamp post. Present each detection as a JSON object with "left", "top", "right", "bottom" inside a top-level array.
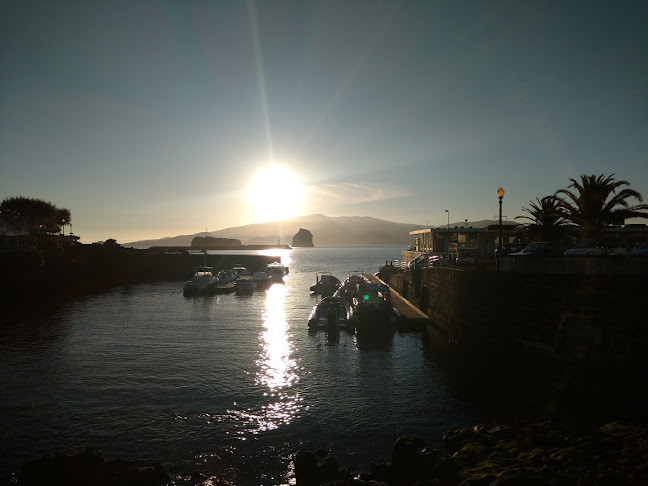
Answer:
[
  {"left": 497, "top": 187, "right": 505, "bottom": 260},
  {"left": 445, "top": 209, "right": 449, "bottom": 257}
]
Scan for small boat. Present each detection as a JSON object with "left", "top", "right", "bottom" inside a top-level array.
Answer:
[
  {"left": 333, "top": 271, "right": 365, "bottom": 303},
  {"left": 251, "top": 271, "right": 273, "bottom": 290},
  {"left": 183, "top": 266, "right": 219, "bottom": 296},
  {"left": 310, "top": 272, "right": 341, "bottom": 297},
  {"left": 235, "top": 277, "right": 256, "bottom": 295},
  {"left": 353, "top": 283, "right": 397, "bottom": 332},
  {"left": 307, "top": 296, "right": 357, "bottom": 331},
  {"left": 231, "top": 264, "right": 250, "bottom": 278},
  {"left": 266, "top": 261, "right": 288, "bottom": 280},
  {"left": 183, "top": 229, "right": 218, "bottom": 296},
  {"left": 216, "top": 270, "right": 237, "bottom": 285}
]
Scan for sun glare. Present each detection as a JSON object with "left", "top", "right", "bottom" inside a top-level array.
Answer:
[{"left": 249, "top": 165, "right": 303, "bottom": 222}]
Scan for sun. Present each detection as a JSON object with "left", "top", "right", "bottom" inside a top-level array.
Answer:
[{"left": 248, "top": 165, "right": 303, "bottom": 222}]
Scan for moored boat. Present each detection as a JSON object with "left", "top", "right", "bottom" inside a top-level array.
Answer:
[
  {"left": 333, "top": 271, "right": 365, "bottom": 303},
  {"left": 266, "top": 261, "right": 288, "bottom": 281},
  {"left": 251, "top": 271, "right": 273, "bottom": 290},
  {"left": 183, "top": 266, "right": 219, "bottom": 296},
  {"left": 235, "top": 277, "right": 256, "bottom": 295},
  {"left": 310, "top": 272, "right": 341, "bottom": 297},
  {"left": 353, "top": 282, "right": 397, "bottom": 332},
  {"left": 307, "top": 296, "right": 357, "bottom": 331}
]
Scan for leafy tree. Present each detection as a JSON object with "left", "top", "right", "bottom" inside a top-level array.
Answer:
[
  {"left": 515, "top": 196, "right": 578, "bottom": 242},
  {"left": 554, "top": 174, "right": 648, "bottom": 237},
  {"left": 0, "top": 196, "right": 71, "bottom": 234}
]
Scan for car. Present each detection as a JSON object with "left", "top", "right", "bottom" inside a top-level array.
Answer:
[
  {"left": 626, "top": 240, "right": 648, "bottom": 256},
  {"left": 496, "top": 243, "right": 527, "bottom": 258},
  {"left": 508, "top": 241, "right": 572, "bottom": 257},
  {"left": 456, "top": 250, "right": 476, "bottom": 265},
  {"left": 407, "top": 252, "right": 449, "bottom": 269},
  {"left": 565, "top": 237, "right": 627, "bottom": 256}
]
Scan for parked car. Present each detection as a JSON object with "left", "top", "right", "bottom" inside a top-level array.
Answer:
[
  {"left": 496, "top": 243, "right": 526, "bottom": 258},
  {"left": 626, "top": 240, "right": 648, "bottom": 256},
  {"left": 456, "top": 250, "right": 476, "bottom": 265},
  {"left": 565, "top": 237, "right": 627, "bottom": 256},
  {"left": 408, "top": 252, "right": 449, "bottom": 269},
  {"left": 508, "top": 241, "right": 572, "bottom": 257}
]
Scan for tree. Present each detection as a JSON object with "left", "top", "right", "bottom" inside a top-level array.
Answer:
[
  {"left": 515, "top": 196, "right": 578, "bottom": 242},
  {"left": 554, "top": 174, "right": 648, "bottom": 237},
  {"left": 0, "top": 196, "right": 71, "bottom": 235}
]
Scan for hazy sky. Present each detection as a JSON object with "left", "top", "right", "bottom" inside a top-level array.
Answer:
[{"left": 2, "top": 1, "right": 647, "bottom": 243}]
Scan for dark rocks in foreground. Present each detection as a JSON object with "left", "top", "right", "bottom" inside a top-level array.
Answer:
[
  {"left": 16, "top": 449, "right": 169, "bottom": 486},
  {"left": 13, "top": 421, "right": 648, "bottom": 485},
  {"left": 295, "top": 421, "right": 648, "bottom": 486}
]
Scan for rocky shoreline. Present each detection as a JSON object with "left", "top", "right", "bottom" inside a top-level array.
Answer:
[
  {"left": 13, "top": 421, "right": 648, "bottom": 486},
  {"left": 295, "top": 421, "right": 648, "bottom": 485}
]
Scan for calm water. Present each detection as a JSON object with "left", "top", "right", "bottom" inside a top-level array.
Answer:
[{"left": 1, "top": 246, "right": 504, "bottom": 485}]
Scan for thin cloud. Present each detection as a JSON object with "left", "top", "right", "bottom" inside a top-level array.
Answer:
[{"left": 306, "top": 182, "right": 411, "bottom": 207}]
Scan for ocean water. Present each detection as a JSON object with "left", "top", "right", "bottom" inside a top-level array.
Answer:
[{"left": 1, "top": 246, "right": 503, "bottom": 485}]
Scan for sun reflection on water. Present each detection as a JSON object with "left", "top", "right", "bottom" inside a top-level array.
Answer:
[{"left": 227, "top": 284, "right": 302, "bottom": 434}]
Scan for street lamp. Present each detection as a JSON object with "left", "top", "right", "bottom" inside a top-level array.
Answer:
[
  {"left": 445, "top": 209, "right": 450, "bottom": 257},
  {"left": 497, "top": 187, "right": 505, "bottom": 260}
]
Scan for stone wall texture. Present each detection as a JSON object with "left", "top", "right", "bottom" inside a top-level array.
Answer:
[{"left": 387, "top": 267, "right": 647, "bottom": 371}]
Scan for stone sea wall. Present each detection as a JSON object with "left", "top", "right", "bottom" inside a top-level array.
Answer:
[
  {"left": 0, "top": 246, "right": 277, "bottom": 308},
  {"left": 385, "top": 266, "right": 646, "bottom": 367}
]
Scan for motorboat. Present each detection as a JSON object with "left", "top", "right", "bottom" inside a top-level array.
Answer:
[
  {"left": 333, "top": 271, "right": 365, "bottom": 303},
  {"left": 310, "top": 272, "right": 341, "bottom": 297},
  {"left": 251, "top": 271, "right": 273, "bottom": 290},
  {"left": 353, "top": 283, "right": 397, "bottom": 332},
  {"left": 235, "top": 277, "right": 256, "bottom": 295},
  {"left": 231, "top": 264, "right": 251, "bottom": 278},
  {"left": 183, "top": 266, "right": 219, "bottom": 296},
  {"left": 216, "top": 270, "right": 237, "bottom": 284},
  {"left": 266, "top": 261, "right": 288, "bottom": 280},
  {"left": 307, "top": 296, "right": 357, "bottom": 331}
]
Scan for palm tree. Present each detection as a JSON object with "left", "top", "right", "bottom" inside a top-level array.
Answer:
[
  {"left": 554, "top": 174, "right": 648, "bottom": 237},
  {"left": 516, "top": 196, "right": 579, "bottom": 242}
]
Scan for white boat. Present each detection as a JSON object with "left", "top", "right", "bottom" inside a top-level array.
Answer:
[
  {"left": 266, "top": 261, "right": 288, "bottom": 280},
  {"left": 251, "top": 271, "right": 273, "bottom": 290},
  {"left": 231, "top": 264, "right": 251, "bottom": 278},
  {"left": 183, "top": 266, "right": 219, "bottom": 296},
  {"left": 235, "top": 277, "right": 256, "bottom": 294}
]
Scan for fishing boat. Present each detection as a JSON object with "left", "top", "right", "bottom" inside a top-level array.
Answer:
[{"left": 307, "top": 296, "right": 357, "bottom": 331}]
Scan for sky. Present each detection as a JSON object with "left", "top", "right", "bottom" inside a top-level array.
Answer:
[{"left": 1, "top": 1, "right": 647, "bottom": 244}]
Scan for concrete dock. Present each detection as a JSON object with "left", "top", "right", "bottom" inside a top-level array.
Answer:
[{"left": 362, "top": 273, "right": 430, "bottom": 329}]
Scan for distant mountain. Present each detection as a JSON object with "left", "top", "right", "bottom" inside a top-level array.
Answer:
[
  {"left": 123, "top": 214, "right": 427, "bottom": 249},
  {"left": 122, "top": 215, "right": 511, "bottom": 249}
]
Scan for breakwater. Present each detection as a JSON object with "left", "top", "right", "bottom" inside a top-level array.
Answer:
[{"left": 0, "top": 246, "right": 277, "bottom": 307}]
